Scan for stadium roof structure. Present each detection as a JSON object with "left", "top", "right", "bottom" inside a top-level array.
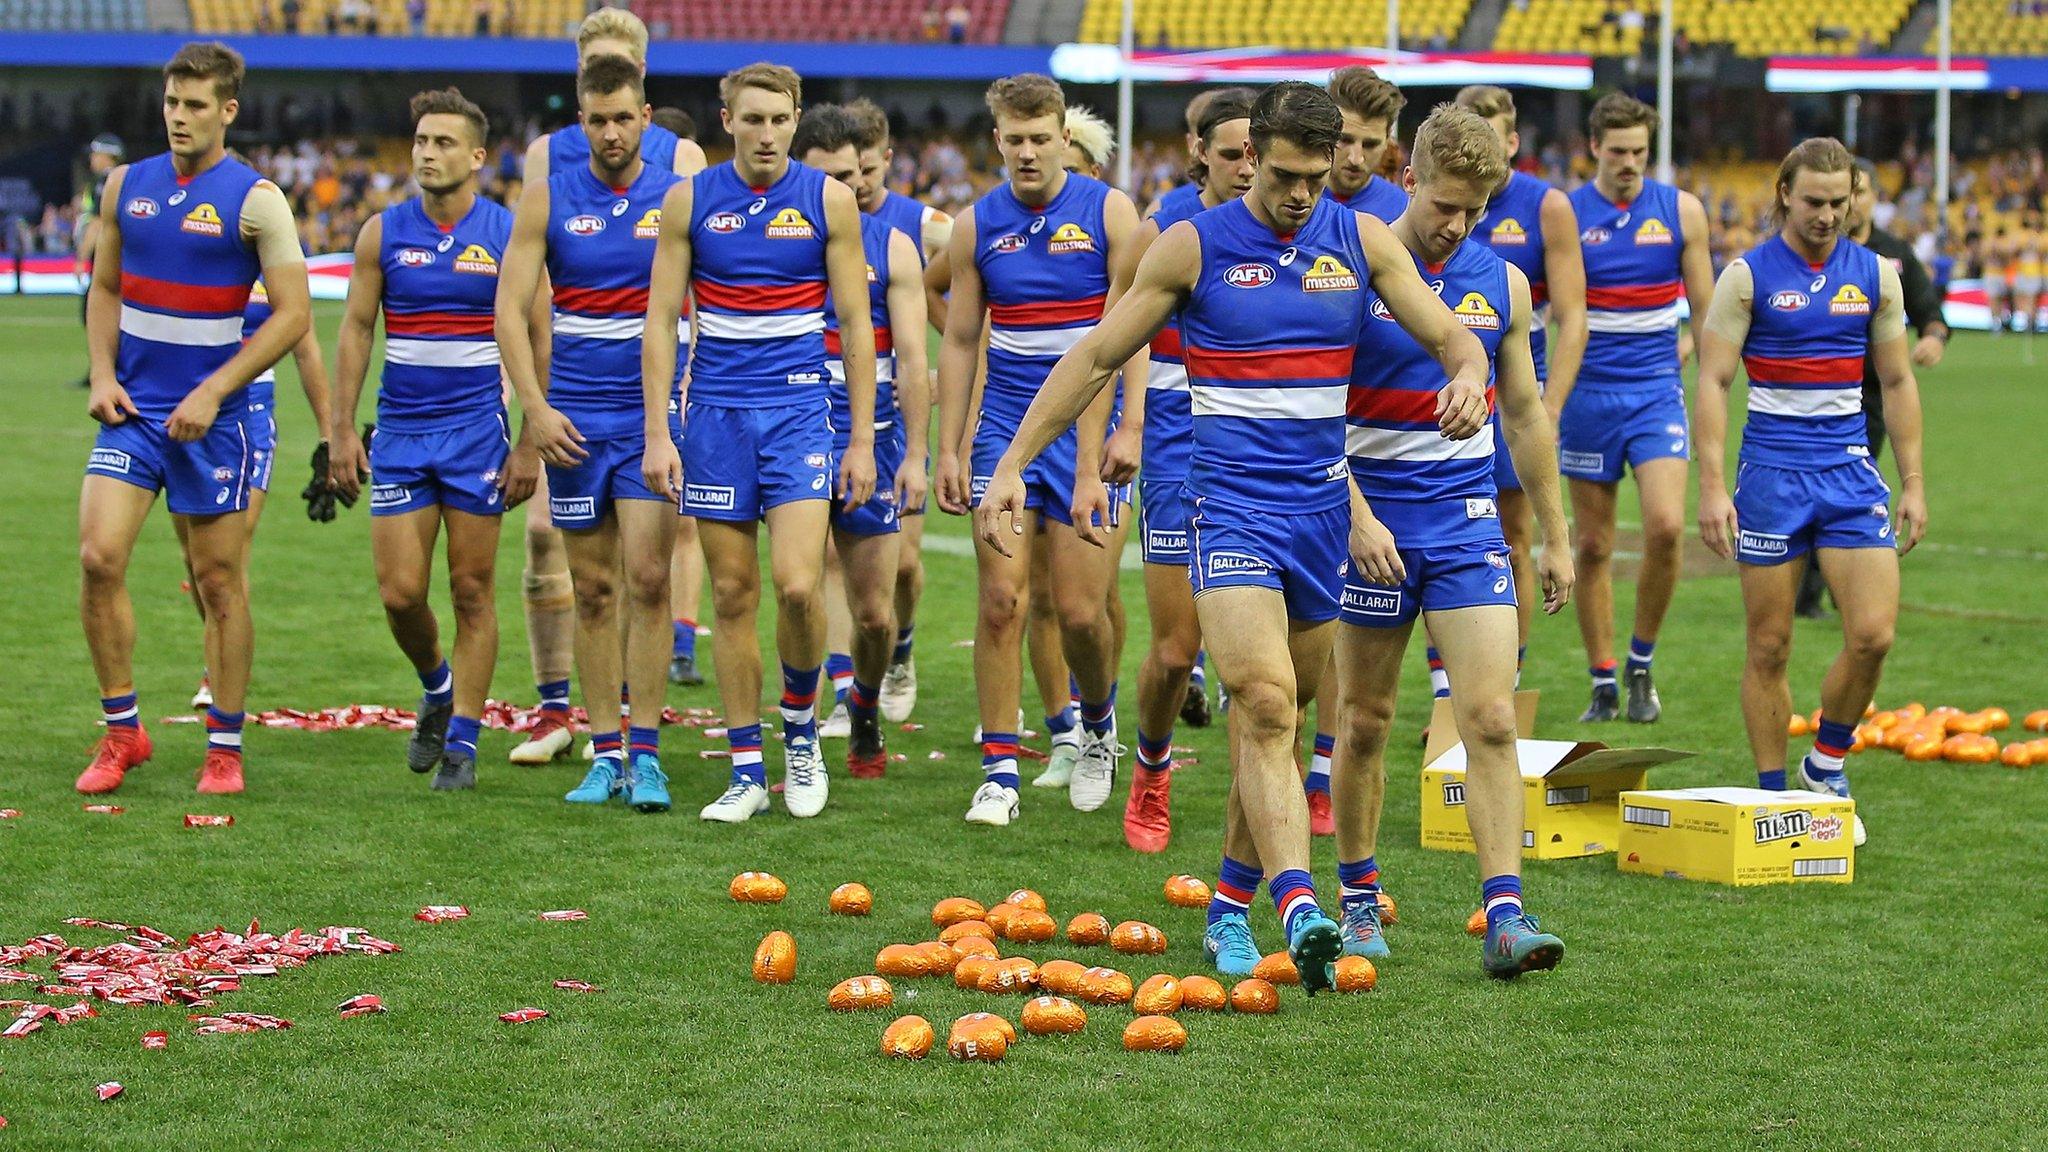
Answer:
[{"left": 1050, "top": 44, "right": 1595, "bottom": 89}]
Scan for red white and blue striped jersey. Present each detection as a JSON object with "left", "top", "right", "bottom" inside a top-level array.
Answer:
[
  {"left": 545, "top": 160, "right": 684, "bottom": 437},
  {"left": 1348, "top": 240, "right": 1509, "bottom": 545},
  {"left": 825, "top": 213, "right": 900, "bottom": 432},
  {"left": 973, "top": 173, "right": 1113, "bottom": 428},
  {"left": 1326, "top": 174, "right": 1408, "bottom": 224},
  {"left": 687, "top": 160, "right": 833, "bottom": 407},
  {"left": 114, "top": 153, "right": 265, "bottom": 420},
  {"left": 1182, "top": 196, "right": 1369, "bottom": 513},
  {"left": 1142, "top": 188, "right": 1211, "bottom": 486},
  {"left": 548, "top": 122, "right": 680, "bottom": 179},
  {"left": 1573, "top": 178, "right": 1685, "bottom": 387},
  {"left": 1474, "top": 170, "right": 1554, "bottom": 381},
  {"left": 242, "top": 279, "right": 277, "bottom": 405},
  {"left": 1738, "top": 233, "right": 1881, "bottom": 469},
  {"left": 869, "top": 188, "right": 931, "bottom": 263},
  {"left": 376, "top": 196, "right": 511, "bottom": 431}
]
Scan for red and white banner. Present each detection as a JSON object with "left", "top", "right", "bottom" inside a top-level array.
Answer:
[{"left": 1051, "top": 43, "right": 1594, "bottom": 90}]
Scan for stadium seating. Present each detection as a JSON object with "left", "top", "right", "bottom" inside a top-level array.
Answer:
[
  {"left": 1076, "top": 0, "right": 1473, "bottom": 51},
  {"left": 638, "top": 0, "right": 1010, "bottom": 42},
  {"left": 1927, "top": 0, "right": 2048, "bottom": 56},
  {"left": 187, "top": 0, "right": 588, "bottom": 38},
  {"left": 1493, "top": 0, "right": 1913, "bottom": 57},
  {"left": 0, "top": 0, "right": 149, "bottom": 30}
]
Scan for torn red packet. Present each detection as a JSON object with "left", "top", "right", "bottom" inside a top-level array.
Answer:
[
  {"left": 96, "top": 1082, "right": 124, "bottom": 1101},
  {"left": 184, "top": 814, "right": 234, "bottom": 827},
  {"left": 83, "top": 804, "right": 124, "bottom": 814},
  {"left": 337, "top": 993, "right": 386, "bottom": 1018},
  {"left": 537, "top": 910, "right": 587, "bottom": 922},
  {"left": 552, "top": 980, "right": 602, "bottom": 993},
  {"left": 498, "top": 1007, "right": 548, "bottom": 1024},
  {"left": 141, "top": 1030, "right": 168, "bottom": 1049},
  {"left": 413, "top": 905, "right": 470, "bottom": 924}
]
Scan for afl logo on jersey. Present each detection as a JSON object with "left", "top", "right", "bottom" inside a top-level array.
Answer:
[
  {"left": 565, "top": 214, "right": 606, "bottom": 237},
  {"left": 1488, "top": 218, "right": 1529, "bottom": 245},
  {"left": 1829, "top": 283, "right": 1871, "bottom": 315},
  {"left": 1767, "top": 289, "right": 1809, "bottom": 312},
  {"left": 181, "top": 203, "right": 224, "bottom": 237},
  {"left": 989, "top": 233, "right": 1027, "bottom": 255},
  {"left": 1369, "top": 297, "right": 1394, "bottom": 322},
  {"left": 1300, "top": 254, "right": 1359, "bottom": 293},
  {"left": 764, "top": 207, "right": 815, "bottom": 239},
  {"left": 707, "top": 212, "right": 746, "bottom": 234},
  {"left": 124, "top": 197, "right": 159, "bottom": 219},
  {"left": 634, "top": 208, "right": 663, "bottom": 240},
  {"left": 398, "top": 248, "right": 436, "bottom": 268},
  {"left": 1047, "top": 222, "right": 1096, "bottom": 254},
  {"left": 1223, "top": 262, "right": 1275, "bottom": 289},
  {"left": 1580, "top": 226, "right": 1612, "bottom": 245},
  {"left": 1634, "top": 218, "right": 1674, "bottom": 245}
]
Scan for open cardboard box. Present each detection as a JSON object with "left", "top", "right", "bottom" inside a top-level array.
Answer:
[
  {"left": 1419, "top": 691, "right": 1695, "bottom": 859},
  {"left": 1618, "top": 786, "right": 1855, "bottom": 885}
]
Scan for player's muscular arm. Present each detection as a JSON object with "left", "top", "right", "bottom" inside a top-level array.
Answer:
[
  {"left": 1539, "top": 186, "right": 1588, "bottom": 420},
  {"left": 497, "top": 177, "right": 581, "bottom": 465},
  {"left": 169, "top": 181, "right": 309, "bottom": 442},
  {"left": 1096, "top": 197, "right": 1152, "bottom": 486},
  {"left": 641, "top": 180, "right": 693, "bottom": 498},
  {"left": 1498, "top": 266, "right": 1573, "bottom": 613},
  {"left": 1677, "top": 191, "right": 1716, "bottom": 366},
  {"left": 1692, "top": 259, "right": 1753, "bottom": 560},
  {"left": 977, "top": 222, "right": 1197, "bottom": 553},
  {"left": 1870, "top": 260, "right": 1928, "bottom": 553},
  {"left": 1359, "top": 215, "right": 1489, "bottom": 439},
  {"left": 673, "top": 138, "right": 707, "bottom": 178},
  {"left": 521, "top": 135, "right": 550, "bottom": 186},
  {"left": 85, "top": 165, "right": 133, "bottom": 424},
  {"left": 934, "top": 207, "right": 984, "bottom": 514},
  {"left": 924, "top": 240, "right": 954, "bottom": 342},
  {"left": 329, "top": 214, "right": 384, "bottom": 498},
  {"left": 826, "top": 179, "right": 879, "bottom": 509},
  {"left": 288, "top": 326, "right": 333, "bottom": 436},
  {"left": 885, "top": 228, "right": 931, "bottom": 512}
]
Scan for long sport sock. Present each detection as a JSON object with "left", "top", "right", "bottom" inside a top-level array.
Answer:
[
  {"left": 1208, "top": 856, "right": 1260, "bottom": 925},
  {"left": 1044, "top": 702, "right": 1078, "bottom": 743},
  {"left": 420, "top": 660, "right": 453, "bottom": 708},
  {"left": 728, "top": 724, "right": 764, "bottom": 787},
  {"left": 1339, "top": 856, "right": 1381, "bottom": 911},
  {"left": 204, "top": 707, "right": 243, "bottom": 757},
  {"left": 1590, "top": 660, "right": 1618, "bottom": 691},
  {"left": 980, "top": 733, "right": 1020, "bottom": 791},
  {"left": 779, "top": 663, "right": 820, "bottom": 743},
  {"left": 446, "top": 716, "right": 481, "bottom": 760},
  {"left": 848, "top": 678, "right": 880, "bottom": 724},
  {"left": 1483, "top": 874, "right": 1524, "bottom": 931},
  {"left": 537, "top": 679, "right": 571, "bottom": 717},
  {"left": 1758, "top": 766, "right": 1788, "bottom": 790},
  {"left": 1136, "top": 731, "right": 1172, "bottom": 772},
  {"left": 825, "top": 652, "right": 855, "bottom": 710},
  {"left": 628, "top": 724, "right": 660, "bottom": 761},
  {"left": 1807, "top": 717, "right": 1855, "bottom": 778},
  {"left": 102, "top": 691, "right": 139, "bottom": 731},
  {"left": 891, "top": 625, "right": 914, "bottom": 666},
  {"left": 1080, "top": 684, "right": 1117, "bottom": 739},
  {"left": 1426, "top": 646, "right": 1451, "bottom": 699},
  {"left": 591, "top": 731, "right": 623, "bottom": 763},
  {"left": 1626, "top": 636, "right": 1655, "bottom": 675},
  {"left": 672, "top": 618, "right": 697, "bottom": 661},
  {"left": 1305, "top": 733, "right": 1334, "bottom": 795},
  {"left": 1270, "top": 868, "right": 1323, "bottom": 938}
]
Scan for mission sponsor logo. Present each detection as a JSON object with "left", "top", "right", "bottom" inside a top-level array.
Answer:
[
  {"left": 1047, "top": 222, "right": 1096, "bottom": 254},
  {"left": 1487, "top": 218, "right": 1529, "bottom": 245},
  {"left": 1634, "top": 218, "right": 1674, "bottom": 245},
  {"left": 634, "top": 209, "right": 663, "bottom": 240},
  {"left": 764, "top": 207, "right": 815, "bottom": 239},
  {"left": 1453, "top": 291, "right": 1501, "bottom": 331},
  {"left": 453, "top": 244, "right": 499, "bottom": 275},
  {"left": 1829, "top": 283, "right": 1871, "bottom": 315},
  {"left": 1301, "top": 255, "right": 1359, "bottom": 293},
  {"left": 181, "top": 203, "right": 224, "bottom": 237}
]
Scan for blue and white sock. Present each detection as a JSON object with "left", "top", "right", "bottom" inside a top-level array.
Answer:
[
  {"left": 419, "top": 660, "right": 453, "bottom": 708},
  {"left": 445, "top": 715, "right": 481, "bottom": 760}
]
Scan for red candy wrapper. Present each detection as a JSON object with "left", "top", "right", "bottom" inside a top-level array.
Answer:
[
  {"left": 184, "top": 814, "right": 234, "bottom": 827},
  {"left": 413, "top": 905, "right": 470, "bottom": 924},
  {"left": 498, "top": 1007, "right": 548, "bottom": 1024},
  {"left": 337, "top": 993, "right": 386, "bottom": 1018},
  {"left": 97, "top": 1082, "right": 124, "bottom": 1101},
  {"left": 0, "top": 809, "right": 20, "bottom": 818},
  {"left": 83, "top": 804, "right": 124, "bottom": 814},
  {"left": 537, "top": 910, "right": 587, "bottom": 922},
  {"left": 142, "top": 1030, "right": 168, "bottom": 1049},
  {"left": 552, "top": 980, "right": 603, "bottom": 993}
]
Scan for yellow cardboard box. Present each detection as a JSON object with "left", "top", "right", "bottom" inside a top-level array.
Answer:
[
  {"left": 1617, "top": 787, "right": 1856, "bottom": 885},
  {"left": 1419, "top": 693, "right": 1694, "bottom": 859}
]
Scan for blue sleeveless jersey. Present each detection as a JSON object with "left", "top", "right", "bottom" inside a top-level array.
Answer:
[
  {"left": 242, "top": 279, "right": 277, "bottom": 405},
  {"left": 688, "top": 160, "right": 833, "bottom": 407},
  {"left": 549, "top": 122, "right": 679, "bottom": 177},
  {"left": 1475, "top": 170, "right": 1553, "bottom": 381},
  {"left": 1572, "top": 178, "right": 1685, "bottom": 387},
  {"left": 114, "top": 153, "right": 265, "bottom": 421},
  {"left": 1326, "top": 174, "right": 1407, "bottom": 224},
  {"left": 825, "top": 212, "right": 901, "bottom": 431},
  {"left": 545, "top": 160, "right": 683, "bottom": 437},
  {"left": 376, "top": 196, "right": 512, "bottom": 431},
  {"left": 1182, "top": 196, "right": 1369, "bottom": 513},
  {"left": 1347, "top": 240, "right": 1510, "bottom": 546},
  {"left": 974, "top": 173, "right": 1114, "bottom": 430},
  {"left": 1738, "top": 234, "right": 1881, "bottom": 469},
  {"left": 1142, "top": 188, "right": 1213, "bottom": 486},
  {"left": 869, "top": 188, "right": 929, "bottom": 263},
  {"left": 1154, "top": 181, "right": 1202, "bottom": 220}
]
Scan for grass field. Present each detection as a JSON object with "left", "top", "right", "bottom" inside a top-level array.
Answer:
[{"left": 1, "top": 294, "right": 2044, "bottom": 1150}]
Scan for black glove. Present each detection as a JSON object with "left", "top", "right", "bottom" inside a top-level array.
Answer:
[{"left": 303, "top": 441, "right": 338, "bottom": 522}]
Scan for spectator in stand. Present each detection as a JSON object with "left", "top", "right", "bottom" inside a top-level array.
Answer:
[
  {"left": 283, "top": 0, "right": 301, "bottom": 33},
  {"left": 502, "top": 0, "right": 517, "bottom": 35},
  {"left": 409, "top": 0, "right": 426, "bottom": 36},
  {"left": 257, "top": 3, "right": 275, "bottom": 33},
  {"left": 475, "top": 0, "right": 492, "bottom": 36},
  {"left": 923, "top": 6, "right": 942, "bottom": 39},
  {"left": 945, "top": 1, "right": 970, "bottom": 42}
]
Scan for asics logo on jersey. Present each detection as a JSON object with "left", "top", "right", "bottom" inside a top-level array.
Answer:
[
  {"left": 1809, "top": 273, "right": 1828, "bottom": 293},
  {"left": 398, "top": 248, "right": 436, "bottom": 267},
  {"left": 988, "top": 233, "right": 1026, "bottom": 255},
  {"left": 124, "top": 197, "right": 159, "bottom": 219},
  {"left": 1223, "top": 262, "right": 1275, "bottom": 289},
  {"left": 453, "top": 245, "right": 499, "bottom": 275},
  {"left": 168, "top": 189, "right": 188, "bottom": 207},
  {"left": 1580, "top": 227, "right": 1612, "bottom": 245},
  {"left": 1488, "top": 218, "right": 1529, "bottom": 245},
  {"left": 1301, "top": 255, "right": 1359, "bottom": 293},
  {"left": 1635, "top": 218, "right": 1673, "bottom": 245},
  {"left": 181, "top": 203, "right": 224, "bottom": 237},
  {"left": 1029, "top": 215, "right": 1046, "bottom": 234},
  {"left": 707, "top": 212, "right": 746, "bottom": 234},
  {"left": 1341, "top": 587, "right": 1401, "bottom": 616},
  {"left": 749, "top": 197, "right": 767, "bottom": 215},
  {"left": 1829, "top": 283, "right": 1871, "bottom": 315},
  {"left": 1453, "top": 291, "right": 1501, "bottom": 330},
  {"left": 764, "top": 208, "right": 815, "bottom": 239},
  {"left": 437, "top": 233, "right": 456, "bottom": 253},
  {"left": 1767, "top": 290, "right": 1809, "bottom": 312},
  {"left": 634, "top": 209, "right": 663, "bottom": 240},
  {"left": 1279, "top": 246, "right": 1298, "bottom": 266},
  {"left": 565, "top": 215, "right": 605, "bottom": 237},
  {"left": 1047, "top": 222, "right": 1096, "bottom": 254}
]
